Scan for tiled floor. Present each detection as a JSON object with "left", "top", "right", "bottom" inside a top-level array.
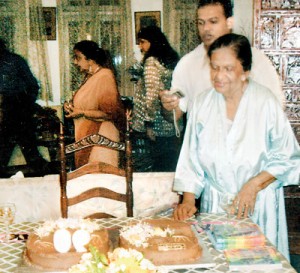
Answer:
[{"left": 291, "top": 255, "right": 300, "bottom": 273}]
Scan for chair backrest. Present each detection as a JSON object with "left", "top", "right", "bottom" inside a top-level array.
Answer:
[{"left": 59, "top": 118, "right": 133, "bottom": 219}]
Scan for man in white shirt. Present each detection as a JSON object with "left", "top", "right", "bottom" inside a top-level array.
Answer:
[{"left": 160, "top": 0, "right": 284, "bottom": 120}]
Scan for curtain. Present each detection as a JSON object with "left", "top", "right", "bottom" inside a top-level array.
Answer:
[
  {"left": 163, "top": 0, "right": 199, "bottom": 57},
  {"left": 57, "top": 0, "right": 133, "bottom": 102},
  {"left": 28, "top": 0, "right": 53, "bottom": 103},
  {"left": 0, "top": 0, "right": 52, "bottom": 104}
]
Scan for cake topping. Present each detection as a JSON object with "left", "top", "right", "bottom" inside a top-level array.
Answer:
[
  {"left": 172, "top": 235, "right": 191, "bottom": 242},
  {"left": 158, "top": 243, "right": 186, "bottom": 251},
  {"left": 53, "top": 229, "right": 72, "bottom": 253},
  {"left": 120, "top": 222, "right": 174, "bottom": 248},
  {"left": 35, "top": 218, "right": 99, "bottom": 238},
  {"left": 72, "top": 229, "right": 91, "bottom": 252}
]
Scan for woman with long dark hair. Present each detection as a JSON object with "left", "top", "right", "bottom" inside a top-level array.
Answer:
[{"left": 131, "top": 26, "right": 182, "bottom": 172}]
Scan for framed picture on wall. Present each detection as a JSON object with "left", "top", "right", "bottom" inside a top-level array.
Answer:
[
  {"left": 30, "top": 7, "right": 56, "bottom": 40},
  {"left": 43, "top": 7, "right": 56, "bottom": 40},
  {"left": 134, "top": 11, "right": 161, "bottom": 44}
]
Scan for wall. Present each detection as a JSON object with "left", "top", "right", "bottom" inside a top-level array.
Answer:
[
  {"left": 233, "top": 0, "right": 253, "bottom": 43},
  {"left": 41, "top": 0, "right": 254, "bottom": 107}
]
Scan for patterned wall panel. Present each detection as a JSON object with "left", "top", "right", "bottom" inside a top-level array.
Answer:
[
  {"left": 255, "top": 1, "right": 300, "bottom": 256},
  {"left": 280, "top": 16, "right": 300, "bottom": 49},
  {"left": 259, "top": 16, "right": 277, "bottom": 49},
  {"left": 262, "top": 0, "right": 300, "bottom": 9},
  {"left": 254, "top": 0, "right": 300, "bottom": 144}
]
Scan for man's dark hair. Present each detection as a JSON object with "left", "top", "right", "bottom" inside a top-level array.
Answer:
[
  {"left": 208, "top": 33, "right": 252, "bottom": 71},
  {"left": 197, "top": 0, "right": 233, "bottom": 18}
]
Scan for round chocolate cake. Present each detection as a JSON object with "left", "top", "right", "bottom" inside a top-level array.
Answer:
[{"left": 24, "top": 219, "right": 110, "bottom": 271}]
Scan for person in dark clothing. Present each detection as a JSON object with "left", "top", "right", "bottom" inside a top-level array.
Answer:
[{"left": 0, "top": 38, "right": 46, "bottom": 173}]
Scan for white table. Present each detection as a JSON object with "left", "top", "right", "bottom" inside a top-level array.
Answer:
[
  {"left": 0, "top": 214, "right": 297, "bottom": 273},
  {"left": 0, "top": 172, "right": 179, "bottom": 223}
]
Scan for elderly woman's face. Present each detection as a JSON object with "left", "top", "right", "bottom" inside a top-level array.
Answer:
[
  {"left": 73, "top": 49, "right": 89, "bottom": 72},
  {"left": 210, "top": 47, "right": 249, "bottom": 95}
]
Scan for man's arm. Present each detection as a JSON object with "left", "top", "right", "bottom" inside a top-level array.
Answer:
[
  {"left": 159, "top": 51, "right": 190, "bottom": 122},
  {"left": 160, "top": 90, "right": 184, "bottom": 122}
]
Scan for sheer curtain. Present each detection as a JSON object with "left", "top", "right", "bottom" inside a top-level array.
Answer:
[
  {"left": 28, "top": 0, "right": 52, "bottom": 103},
  {"left": 57, "top": 0, "right": 133, "bottom": 102},
  {"left": 163, "top": 0, "right": 199, "bottom": 57},
  {"left": 0, "top": 0, "right": 52, "bottom": 104}
]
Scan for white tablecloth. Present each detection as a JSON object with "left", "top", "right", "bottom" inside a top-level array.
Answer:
[{"left": 0, "top": 172, "right": 179, "bottom": 223}]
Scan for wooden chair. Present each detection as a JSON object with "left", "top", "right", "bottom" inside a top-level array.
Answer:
[{"left": 59, "top": 116, "right": 133, "bottom": 219}]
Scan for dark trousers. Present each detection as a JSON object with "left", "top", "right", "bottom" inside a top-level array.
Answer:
[
  {"left": 131, "top": 131, "right": 182, "bottom": 172},
  {"left": 0, "top": 93, "right": 45, "bottom": 169},
  {"left": 151, "top": 135, "right": 182, "bottom": 172},
  {"left": 131, "top": 131, "right": 153, "bottom": 172}
]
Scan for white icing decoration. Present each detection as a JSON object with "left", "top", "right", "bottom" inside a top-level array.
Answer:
[
  {"left": 158, "top": 243, "right": 186, "bottom": 251},
  {"left": 53, "top": 229, "right": 72, "bottom": 253},
  {"left": 120, "top": 222, "right": 174, "bottom": 248},
  {"left": 72, "top": 229, "right": 91, "bottom": 252},
  {"left": 35, "top": 218, "right": 99, "bottom": 238}
]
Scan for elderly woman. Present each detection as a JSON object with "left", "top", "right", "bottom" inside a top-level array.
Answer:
[{"left": 173, "top": 33, "right": 300, "bottom": 260}]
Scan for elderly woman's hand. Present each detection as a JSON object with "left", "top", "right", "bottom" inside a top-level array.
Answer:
[
  {"left": 173, "top": 203, "right": 197, "bottom": 221},
  {"left": 236, "top": 176, "right": 265, "bottom": 218},
  {"left": 236, "top": 171, "right": 276, "bottom": 219},
  {"left": 235, "top": 179, "right": 258, "bottom": 218},
  {"left": 173, "top": 192, "right": 197, "bottom": 221}
]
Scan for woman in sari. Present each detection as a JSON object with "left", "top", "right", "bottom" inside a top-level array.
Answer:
[{"left": 64, "top": 40, "right": 125, "bottom": 169}]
